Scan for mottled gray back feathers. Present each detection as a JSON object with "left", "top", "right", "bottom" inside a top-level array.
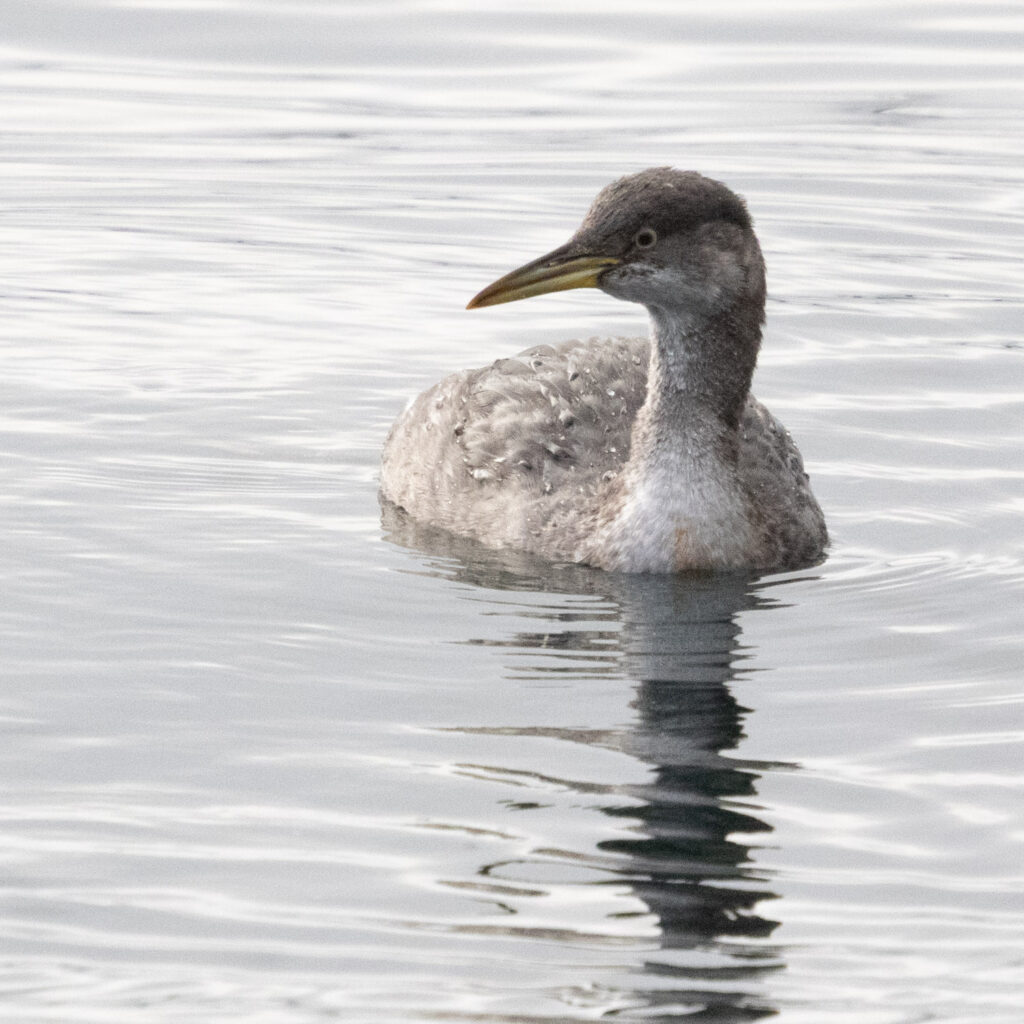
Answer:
[{"left": 380, "top": 335, "right": 825, "bottom": 567}]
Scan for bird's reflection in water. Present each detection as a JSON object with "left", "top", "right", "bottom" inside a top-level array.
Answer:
[{"left": 384, "top": 507, "right": 801, "bottom": 1022}]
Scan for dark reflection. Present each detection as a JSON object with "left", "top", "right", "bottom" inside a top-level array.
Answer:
[{"left": 383, "top": 506, "right": 810, "bottom": 1022}]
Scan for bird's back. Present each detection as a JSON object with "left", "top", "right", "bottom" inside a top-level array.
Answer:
[{"left": 380, "top": 336, "right": 825, "bottom": 569}]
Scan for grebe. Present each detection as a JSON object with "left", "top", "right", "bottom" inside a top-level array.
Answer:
[{"left": 380, "top": 168, "right": 827, "bottom": 573}]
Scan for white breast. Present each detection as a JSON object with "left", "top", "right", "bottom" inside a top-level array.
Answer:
[{"left": 582, "top": 453, "right": 757, "bottom": 572}]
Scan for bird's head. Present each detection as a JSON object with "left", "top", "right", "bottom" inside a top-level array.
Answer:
[{"left": 467, "top": 168, "right": 765, "bottom": 328}]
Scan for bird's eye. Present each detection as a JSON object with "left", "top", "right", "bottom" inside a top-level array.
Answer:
[{"left": 634, "top": 227, "right": 657, "bottom": 249}]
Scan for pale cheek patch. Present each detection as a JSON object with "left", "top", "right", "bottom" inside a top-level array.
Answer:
[{"left": 601, "top": 263, "right": 657, "bottom": 304}]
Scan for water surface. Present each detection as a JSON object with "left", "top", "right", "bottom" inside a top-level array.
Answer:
[{"left": 1, "top": 2, "right": 1022, "bottom": 1021}]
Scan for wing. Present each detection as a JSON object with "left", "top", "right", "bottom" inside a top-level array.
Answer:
[
  {"left": 739, "top": 397, "right": 828, "bottom": 568},
  {"left": 380, "top": 336, "right": 649, "bottom": 547}
]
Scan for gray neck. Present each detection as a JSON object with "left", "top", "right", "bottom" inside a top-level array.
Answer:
[
  {"left": 621, "top": 301, "right": 761, "bottom": 484},
  {"left": 643, "top": 300, "right": 760, "bottom": 433}
]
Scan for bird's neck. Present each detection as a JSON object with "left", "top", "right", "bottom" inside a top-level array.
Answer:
[
  {"left": 642, "top": 301, "right": 760, "bottom": 433},
  {"left": 592, "top": 303, "right": 763, "bottom": 572},
  {"left": 620, "top": 299, "right": 761, "bottom": 493}
]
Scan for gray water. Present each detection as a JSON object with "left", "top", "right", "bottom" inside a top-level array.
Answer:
[{"left": 2, "top": 2, "right": 1023, "bottom": 1021}]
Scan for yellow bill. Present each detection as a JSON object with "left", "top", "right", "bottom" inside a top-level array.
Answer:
[{"left": 467, "top": 252, "right": 621, "bottom": 309}]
